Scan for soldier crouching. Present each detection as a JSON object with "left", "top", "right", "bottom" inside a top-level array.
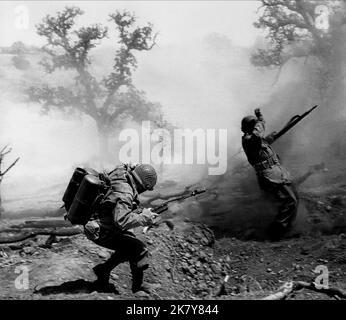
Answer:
[
  {"left": 84, "top": 163, "right": 158, "bottom": 294},
  {"left": 241, "top": 108, "right": 299, "bottom": 240}
]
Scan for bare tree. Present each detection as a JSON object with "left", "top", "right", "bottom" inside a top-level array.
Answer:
[
  {"left": 0, "top": 146, "right": 20, "bottom": 215},
  {"left": 27, "top": 6, "right": 163, "bottom": 158}
]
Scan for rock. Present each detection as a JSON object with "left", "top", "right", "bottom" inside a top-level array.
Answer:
[
  {"left": 98, "top": 251, "right": 110, "bottom": 259},
  {"left": 9, "top": 244, "right": 23, "bottom": 250},
  {"left": 188, "top": 237, "right": 198, "bottom": 244},
  {"left": 111, "top": 274, "right": 119, "bottom": 280},
  {"left": 164, "top": 259, "right": 171, "bottom": 271},
  {"left": 0, "top": 250, "right": 8, "bottom": 258},
  {"left": 197, "top": 282, "right": 208, "bottom": 292},
  {"left": 22, "top": 246, "right": 35, "bottom": 255},
  {"left": 149, "top": 283, "right": 161, "bottom": 290},
  {"left": 266, "top": 268, "right": 272, "bottom": 273},
  {"left": 181, "top": 262, "right": 188, "bottom": 269},
  {"left": 135, "top": 291, "right": 149, "bottom": 298},
  {"left": 325, "top": 206, "right": 332, "bottom": 212},
  {"left": 300, "top": 247, "right": 309, "bottom": 255},
  {"left": 238, "top": 275, "right": 263, "bottom": 293},
  {"left": 188, "top": 267, "right": 196, "bottom": 275},
  {"left": 201, "top": 236, "right": 210, "bottom": 246},
  {"left": 205, "top": 267, "right": 212, "bottom": 273},
  {"left": 58, "top": 238, "right": 72, "bottom": 245},
  {"left": 211, "top": 263, "right": 222, "bottom": 273},
  {"left": 293, "top": 264, "right": 301, "bottom": 270},
  {"left": 198, "top": 252, "right": 208, "bottom": 262}
]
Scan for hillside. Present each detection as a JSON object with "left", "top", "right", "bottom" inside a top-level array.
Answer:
[{"left": 0, "top": 219, "right": 345, "bottom": 300}]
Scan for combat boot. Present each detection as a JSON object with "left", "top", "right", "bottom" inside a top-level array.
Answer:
[
  {"left": 268, "top": 222, "right": 287, "bottom": 241},
  {"left": 130, "top": 264, "right": 152, "bottom": 295},
  {"left": 93, "top": 264, "right": 111, "bottom": 287},
  {"left": 93, "top": 252, "right": 124, "bottom": 291}
]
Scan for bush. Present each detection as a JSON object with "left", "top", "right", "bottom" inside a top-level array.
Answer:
[{"left": 12, "top": 55, "right": 31, "bottom": 70}]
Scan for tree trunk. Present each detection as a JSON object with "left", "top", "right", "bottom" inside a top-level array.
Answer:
[{"left": 0, "top": 183, "right": 3, "bottom": 217}]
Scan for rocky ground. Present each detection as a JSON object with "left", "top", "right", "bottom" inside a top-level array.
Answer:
[{"left": 0, "top": 217, "right": 345, "bottom": 300}]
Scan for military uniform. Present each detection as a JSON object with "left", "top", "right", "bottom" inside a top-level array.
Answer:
[
  {"left": 242, "top": 117, "right": 299, "bottom": 238},
  {"left": 85, "top": 164, "right": 156, "bottom": 293}
]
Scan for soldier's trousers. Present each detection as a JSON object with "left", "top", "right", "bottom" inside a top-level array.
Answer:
[
  {"left": 93, "top": 228, "right": 149, "bottom": 273},
  {"left": 258, "top": 178, "right": 299, "bottom": 232}
]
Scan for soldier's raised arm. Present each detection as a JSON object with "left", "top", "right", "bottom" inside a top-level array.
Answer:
[
  {"left": 254, "top": 108, "right": 277, "bottom": 144},
  {"left": 252, "top": 108, "right": 266, "bottom": 139}
]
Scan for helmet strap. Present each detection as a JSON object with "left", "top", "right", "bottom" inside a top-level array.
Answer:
[{"left": 130, "top": 170, "right": 146, "bottom": 194}]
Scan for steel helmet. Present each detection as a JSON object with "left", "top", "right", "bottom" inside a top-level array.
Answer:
[
  {"left": 241, "top": 115, "right": 257, "bottom": 133},
  {"left": 132, "top": 164, "right": 157, "bottom": 191}
]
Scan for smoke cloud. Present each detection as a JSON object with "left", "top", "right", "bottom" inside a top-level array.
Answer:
[{"left": 0, "top": 4, "right": 345, "bottom": 239}]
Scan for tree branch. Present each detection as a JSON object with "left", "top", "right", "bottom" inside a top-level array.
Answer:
[
  {"left": 1, "top": 157, "right": 20, "bottom": 177},
  {"left": 0, "top": 145, "right": 10, "bottom": 154}
]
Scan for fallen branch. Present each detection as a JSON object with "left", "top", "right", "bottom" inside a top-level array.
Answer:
[
  {"left": 263, "top": 280, "right": 346, "bottom": 300},
  {"left": 262, "top": 281, "right": 294, "bottom": 300},
  {"left": 0, "top": 226, "right": 83, "bottom": 243},
  {"left": 10, "top": 219, "right": 72, "bottom": 229}
]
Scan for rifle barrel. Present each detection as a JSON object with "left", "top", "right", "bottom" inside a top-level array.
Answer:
[
  {"left": 274, "top": 105, "right": 318, "bottom": 142},
  {"left": 152, "top": 189, "right": 206, "bottom": 214}
]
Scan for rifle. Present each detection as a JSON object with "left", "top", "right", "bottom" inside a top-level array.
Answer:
[
  {"left": 143, "top": 188, "right": 207, "bottom": 233},
  {"left": 272, "top": 105, "right": 318, "bottom": 142}
]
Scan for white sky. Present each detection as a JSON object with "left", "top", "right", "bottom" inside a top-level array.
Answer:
[{"left": 0, "top": 1, "right": 261, "bottom": 47}]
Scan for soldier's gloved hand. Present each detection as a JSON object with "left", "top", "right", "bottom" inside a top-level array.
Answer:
[
  {"left": 254, "top": 108, "right": 263, "bottom": 120},
  {"left": 141, "top": 208, "right": 159, "bottom": 226}
]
